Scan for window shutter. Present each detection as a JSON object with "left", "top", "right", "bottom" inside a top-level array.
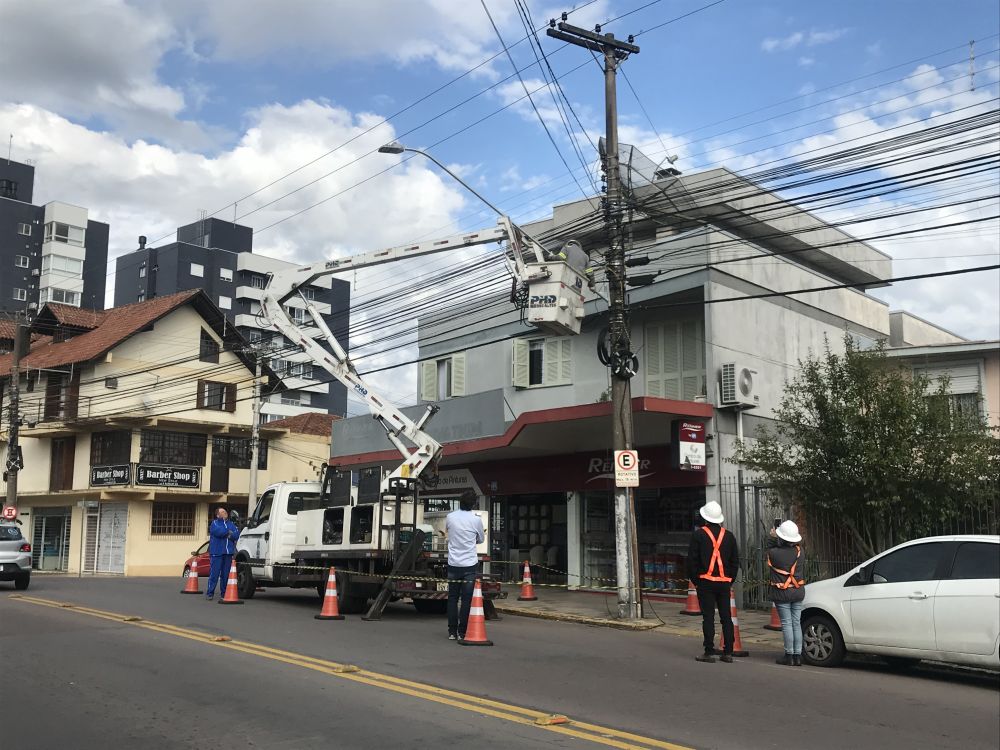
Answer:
[
  {"left": 543, "top": 339, "right": 560, "bottom": 385},
  {"left": 419, "top": 361, "right": 437, "bottom": 402},
  {"left": 559, "top": 338, "right": 572, "bottom": 384},
  {"left": 512, "top": 339, "right": 530, "bottom": 388},
  {"left": 646, "top": 323, "right": 662, "bottom": 397},
  {"left": 225, "top": 382, "right": 237, "bottom": 412},
  {"left": 450, "top": 352, "right": 467, "bottom": 397},
  {"left": 916, "top": 364, "right": 981, "bottom": 395},
  {"left": 196, "top": 379, "right": 206, "bottom": 408},
  {"left": 663, "top": 324, "right": 681, "bottom": 398}
]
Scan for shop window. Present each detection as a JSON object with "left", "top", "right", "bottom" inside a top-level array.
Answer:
[
  {"left": 90, "top": 430, "right": 132, "bottom": 465},
  {"left": 197, "top": 379, "right": 236, "bottom": 412},
  {"left": 419, "top": 353, "right": 466, "bottom": 401},
  {"left": 140, "top": 430, "right": 208, "bottom": 466},
  {"left": 199, "top": 329, "right": 220, "bottom": 363},
  {"left": 512, "top": 338, "right": 571, "bottom": 388},
  {"left": 151, "top": 502, "right": 195, "bottom": 536}
]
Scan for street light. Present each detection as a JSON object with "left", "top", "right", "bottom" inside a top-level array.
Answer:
[{"left": 378, "top": 141, "right": 507, "bottom": 220}]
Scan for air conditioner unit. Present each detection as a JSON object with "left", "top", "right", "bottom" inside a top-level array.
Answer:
[{"left": 720, "top": 362, "right": 760, "bottom": 408}]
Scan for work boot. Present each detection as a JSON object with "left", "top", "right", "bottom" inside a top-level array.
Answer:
[
  {"left": 775, "top": 654, "right": 793, "bottom": 666},
  {"left": 695, "top": 653, "right": 716, "bottom": 663},
  {"left": 792, "top": 655, "right": 802, "bottom": 666},
  {"left": 719, "top": 654, "right": 734, "bottom": 663}
]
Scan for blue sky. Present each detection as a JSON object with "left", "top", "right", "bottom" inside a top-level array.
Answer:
[{"left": 1, "top": 0, "right": 997, "bottom": 407}]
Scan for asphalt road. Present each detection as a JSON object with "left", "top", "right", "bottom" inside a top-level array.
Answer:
[{"left": 4, "top": 576, "right": 998, "bottom": 750}]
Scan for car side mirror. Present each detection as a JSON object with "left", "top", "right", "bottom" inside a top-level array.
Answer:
[{"left": 246, "top": 519, "right": 256, "bottom": 529}]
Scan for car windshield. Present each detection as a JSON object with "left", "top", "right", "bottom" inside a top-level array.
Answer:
[{"left": 0, "top": 525, "right": 23, "bottom": 541}]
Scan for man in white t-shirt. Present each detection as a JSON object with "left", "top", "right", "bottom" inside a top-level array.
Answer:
[{"left": 445, "top": 490, "right": 485, "bottom": 641}]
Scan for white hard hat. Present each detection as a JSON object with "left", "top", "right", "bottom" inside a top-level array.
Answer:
[
  {"left": 699, "top": 501, "right": 724, "bottom": 525},
  {"left": 776, "top": 520, "right": 801, "bottom": 543}
]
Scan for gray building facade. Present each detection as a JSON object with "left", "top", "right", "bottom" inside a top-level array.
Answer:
[{"left": 114, "top": 217, "right": 349, "bottom": 419}]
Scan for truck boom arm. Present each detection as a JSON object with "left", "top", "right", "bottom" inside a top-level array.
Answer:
[{"left": 261, "top": 217, "right": 563, "bottom": 495}]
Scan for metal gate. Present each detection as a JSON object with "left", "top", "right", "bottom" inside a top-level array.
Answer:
[
  {"left": 83, "top": 502, "right": 128, "bottom": 574},
  {"left": 31, "top": 507, "right": 72, "bottom": 571}
]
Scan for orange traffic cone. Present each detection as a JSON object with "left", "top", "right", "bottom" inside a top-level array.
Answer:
[
  {"left": 218, "top": 559, "right": 243, "bottom": 605},
  {"left": 458, "top": 578, "right": 493, "bottom": 647},
  {"left": 315, "top": 567, "right": 345, "bottom": 620},
  {"left": 680, "top": 580, "right": 701, "bottom": 615},
  {"left": 717, "top": 591, "right": 748, "bottom": 656},
  {"left": 181, "top": 557, "right": 201, "bottom": 594},
  {"left": 764, "top": 602, "right": 782, "bottom": 631},
  {"left": 517, "top": 560, "right": 538, "bottom": 601}
]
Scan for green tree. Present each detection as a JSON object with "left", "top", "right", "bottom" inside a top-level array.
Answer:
[{"left": 735, "top": 335, "right": 999, "bottom": 559}]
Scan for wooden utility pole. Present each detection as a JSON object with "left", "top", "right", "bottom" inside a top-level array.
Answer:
[
  {"left": 547, "top": 20, "right": 642, "bottom": 619},
  {"left": 249, "top": 354, "right": 263, "bottom": 511}
]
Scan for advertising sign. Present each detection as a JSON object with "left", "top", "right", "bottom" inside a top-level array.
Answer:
[
  {"left": 672, "top": 421, "right": 707, "bottom": 471},
  {"left": 90, "top": 465, "right": 131, "bottom": 487},
  {"left": 135, "top": 465, "right": 200, "bottom": 488}
]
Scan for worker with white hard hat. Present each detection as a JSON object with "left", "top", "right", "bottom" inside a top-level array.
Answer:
[
  {"left": 686, "top": 500, "right": 741, "bottom": 663},
  {"left": 768, "top": 519, "right": 806, "bottom": 665}
]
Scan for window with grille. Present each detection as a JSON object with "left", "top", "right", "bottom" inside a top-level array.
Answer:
[
  {"left": 90, "top": 430, "right": 132, "bottom": 465},
  {"left": 212, "top": 436, "right": 268, "bottom": 469},
  {"left": 150, "top": 502, "right": 195, "bottom": 536},
  {"left": 140, "top": 430, "right": 208, "bottom": 466}
]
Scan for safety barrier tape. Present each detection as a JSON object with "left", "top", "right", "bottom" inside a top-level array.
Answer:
[{"left": 251, "top": 559, "right": 780, "bottom": 595}]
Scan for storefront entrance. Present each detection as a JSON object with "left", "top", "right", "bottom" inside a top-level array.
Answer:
[
  {"left": 31, "top": 507, "right": 73, "bottom": 571},
  {"left": 82, "top": 502, "right": 128, "bottom": 574},
  {"left": 490, "top": 493, "right": 568, "bottom": 584}
]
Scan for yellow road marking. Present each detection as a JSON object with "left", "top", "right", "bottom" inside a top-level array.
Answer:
[{"left": 10, "top": 594, "right": 693, "bottom": 750}]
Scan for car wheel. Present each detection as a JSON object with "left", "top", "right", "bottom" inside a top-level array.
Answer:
[
  {"left": 413, "top": 599, "right": 448, "bottom": 615},
  {"left": 182, "top": 565, "right": 191, "bottom": 580},
  {"left": 14, "top": 572, "right": 30, "bottom": 591},
  {"left": 236, "top": 559, "right": 256, "bottom": 600},
  {"left": 802, "top": 613, "right": 845, "bottom": 667},
  {"left": 883, "top": 656, "right": 920, "bottom": 671}
]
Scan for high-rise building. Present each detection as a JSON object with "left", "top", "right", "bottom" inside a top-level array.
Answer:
[
  {"left": 0, "top": 159, "right": 108, "bottom": 315},
  {"left": 114, "top": 217, "right": 349, "bottom": 419}
]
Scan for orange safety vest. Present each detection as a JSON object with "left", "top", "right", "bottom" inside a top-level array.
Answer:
[
  {"left": 768, "top": 545, "right": 805, "bottom": 589},
  {"left": 698, "top": 526, "right": 733, "bottom": 583}
]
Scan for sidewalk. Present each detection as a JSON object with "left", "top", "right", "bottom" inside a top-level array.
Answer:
[{"left": 494, "top": 585, "right": 786, "bottom": 647}]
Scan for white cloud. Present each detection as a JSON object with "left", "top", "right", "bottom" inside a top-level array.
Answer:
[
  {"left": 798, "top": 57, "right": 815, "bottom": 68},
  {"left": 762, "top": 28, "right": 848, "bottom": 53}
]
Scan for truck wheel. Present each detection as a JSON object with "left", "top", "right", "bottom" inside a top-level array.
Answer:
[
  {"left": 236, "top": 560, "right": 256, "bottom": 600},
  {"left": 413, "top": 600, "right": 447, "bottom": 615},
  {"left": 14, "top": 572, "right": 30, "bottom": 591}
]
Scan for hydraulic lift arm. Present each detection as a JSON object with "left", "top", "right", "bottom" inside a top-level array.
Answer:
[{"left": 259, "top": 217, "right": 585, "bottom": 495}]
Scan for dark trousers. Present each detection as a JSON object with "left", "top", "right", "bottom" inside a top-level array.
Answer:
[
  {"left": 207, "top": 554, "right": 233, "bottom": 597},
  {"left": 447, "top": 563, "right": 478, "bottom": 637},
  {"left": 696, "top": 583, "right": 734, "bottom": 655}
]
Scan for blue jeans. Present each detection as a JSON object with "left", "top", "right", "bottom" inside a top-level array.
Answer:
[
  {"left": 775, "top": 600, "right": 803, "bottom": 655},
  {"left": 447, "top": 563, "right": 478, "bottom": 637},
  {"left": 207, "top": 554, "right": 233, "bottom": 598}
]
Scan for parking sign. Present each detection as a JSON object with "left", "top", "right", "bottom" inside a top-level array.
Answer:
[
  {"left": 614, "top": 450, "right": 639, "bottom": 488},
  {"left": 1, "top": 505, "right": 17, "bottom": 521}
]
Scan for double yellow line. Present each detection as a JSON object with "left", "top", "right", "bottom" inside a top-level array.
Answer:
[{"left": 10, "top": 594, "right": 692, "bottom": 750}]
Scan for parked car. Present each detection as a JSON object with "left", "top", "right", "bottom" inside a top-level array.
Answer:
[
  {"left": 182, "top": 541, "right": 210, "bottom": 578},
  {"left": 802, "top": 535, "right": 1000, "bottom": 670},
  {"left": 0, "top": 521, "right": 32, "bottom": 590}
]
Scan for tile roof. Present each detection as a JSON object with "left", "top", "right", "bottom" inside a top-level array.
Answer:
[
  {"left": 43, "top": 304, "right": 108, "bottom": 330},
  {"left": 0, "top": 290, "right": 201, "bottom": 377},
  {"left": 267, "top": 411, "right": 340, "bottom": 436}
]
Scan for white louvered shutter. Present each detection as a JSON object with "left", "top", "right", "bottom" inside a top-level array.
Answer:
[
  {"left": 419, "top": 360, "right": 437, "bottom": 402},
  {"left": 512, "top": 339, "right": 530, "bottom": 388},
  {"left": 450, "top": 352, "right": 467, "bottom": 397},
  {"left": 559, "top": 338, "right": 572, "bottom": 385},
  {"left": 646, "top": 323, "right": 662, "bottom": 397}
]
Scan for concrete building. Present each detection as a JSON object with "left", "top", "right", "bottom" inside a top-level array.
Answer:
[
  {"left": 113, "top": 217, "right": 349, "bottom": 420},
  {"left": 0, "top": 159, "right": 108, "bottom": 315},
  {"left": 0, "top": 291, "right": 337, "bottom": 576},
  {"left": 326, "top": 166, "right": 979, "bottom": 593}
]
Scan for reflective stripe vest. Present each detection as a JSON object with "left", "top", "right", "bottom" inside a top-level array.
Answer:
[
  {"left": 768, "top": 545, "right": 805, "bottom": 589},
  {"left": 698, "top": 525, "right": 733, "bottom": 583}
]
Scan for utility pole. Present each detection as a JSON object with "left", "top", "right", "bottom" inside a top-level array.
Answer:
[
  {"left": 5, "top": 319, "right": 25, "bottom": 508},
  {"left": 248, "top": 354, "right": 263, "bottom": 511},
  {"left": 547, "top": 19, "right": 642, "bottom": 619}
]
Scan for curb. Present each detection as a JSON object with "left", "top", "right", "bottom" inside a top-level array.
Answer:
[{"left": 492, "top": 604, "right": 662, "bottom": 631}]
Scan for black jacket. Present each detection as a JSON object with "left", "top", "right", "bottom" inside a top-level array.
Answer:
[
  {"left": 767, "top": 538, "right": 806, "bottom": 603},
  {"left": 686, "top": 522, "right": 740, "bottom": 585}
]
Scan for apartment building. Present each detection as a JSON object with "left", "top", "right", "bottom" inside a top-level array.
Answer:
[
  {"left": 113, "top": 217, "right": 349, "bottom": 420},
  {"left": 0, "top": 159, "right": 108, "bottom": 315}
]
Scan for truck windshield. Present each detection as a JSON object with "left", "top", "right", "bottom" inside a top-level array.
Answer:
[{"left": 286, "top": 492, "right": 323, "bottom": 515}]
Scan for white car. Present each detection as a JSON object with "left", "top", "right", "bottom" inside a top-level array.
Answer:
[{"left": 801, "top": 535, "right": 1000, "bottom": 670}]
